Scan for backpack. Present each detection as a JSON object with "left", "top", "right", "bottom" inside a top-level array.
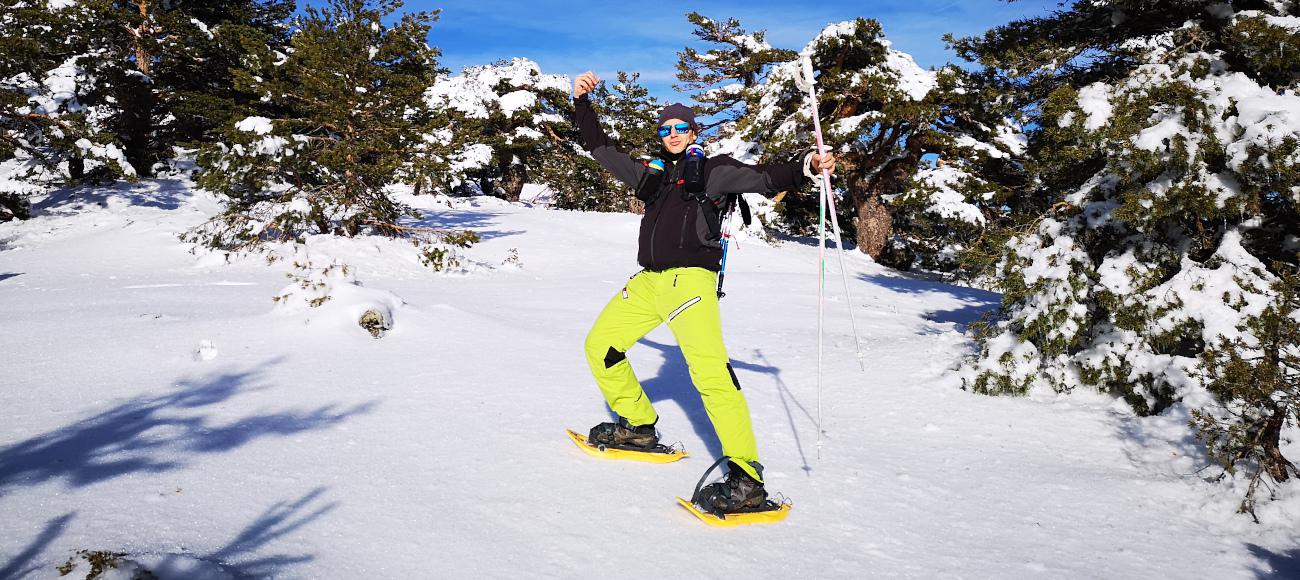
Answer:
[{"left": 682, "top": 147, "right": 751, "bottom": 244}]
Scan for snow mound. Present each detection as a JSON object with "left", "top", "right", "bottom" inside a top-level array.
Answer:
[{"left": 272, "top": 262, "right": 406, "bottom": 338}]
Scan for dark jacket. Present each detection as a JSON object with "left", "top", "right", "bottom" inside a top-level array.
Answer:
[{"left": 574, "top": 95, "right": 807, "bottom": 272}]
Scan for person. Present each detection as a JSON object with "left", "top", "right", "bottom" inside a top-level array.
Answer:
[{"left": 572, "top": 70, "right": 836, "bottom": 514}]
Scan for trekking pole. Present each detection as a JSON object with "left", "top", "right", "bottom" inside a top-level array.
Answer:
[
  {"left": 797, "top": 51, "right": 869, "bottom": 458},
  {"left": 716, "top": 206, "right": 735, "bottom": 299},
  {"left": 799, "top": 50, "right": 867, "bottom": 370}
]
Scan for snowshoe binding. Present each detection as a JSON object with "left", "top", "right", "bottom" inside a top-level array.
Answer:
[
  {"left": 588, "top": 417, "right": 659, "bottom": 450},
  {"left": 566, "top": 418, "right": 687, "bottom": 463},
  {"left": 677, "top": 457, "right": 790, "bottom": 527}
]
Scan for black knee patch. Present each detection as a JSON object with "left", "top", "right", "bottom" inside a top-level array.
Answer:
[
  {"left": 727, "top": 363, "right": 741, "bottom": 390},
  {"left": 604, "top": 347, "right": 627, "bottom": 369}
]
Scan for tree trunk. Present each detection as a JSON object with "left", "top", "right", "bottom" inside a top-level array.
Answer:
[
  {"left": 121, "top": 0, "right": 155, "bottom": 177},
  {"left": 500, "top": 163, "right": 526, "bottom": 203},
  {"left": 1260, "top": 328, "right": 1296, "bottom": 482},
  {"left": 1260, "top": 407, "right": 1295, "bottom": 482},
  {"left": 855, "top": 192, "right": 891, "bottom": 258},
  {"left": 120, "top": 79, "right": 154, "bottom": 177}
]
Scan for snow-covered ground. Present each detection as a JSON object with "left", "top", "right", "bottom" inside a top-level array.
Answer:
[{"left": 1, "top": 180, "right": 1298, "bottom": 579}]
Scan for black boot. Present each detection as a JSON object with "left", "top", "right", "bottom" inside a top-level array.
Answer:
[
  {"left": 698, "top": 460, "right": 767, "bottom": 514},
  {"left": 588, "top": 417, "right": 658, "bottom": 450}
]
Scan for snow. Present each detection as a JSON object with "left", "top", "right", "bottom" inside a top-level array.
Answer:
[
  {"left": 426, "top": 58, "right": 567, "bottom": 120},
  {"left": 449, "top": 143, "right": 493, "bottom": 174},
  {"left": 883, "top": 50, "right": 936, "bottom": 101},
  {"left": 731, "top": 33, "right": 772, "bottom": 54},
  {"left": 812, "top": 21, "right": 860, "bottom": 43},
  {"left": 233, "top": 116, "right": 274, "bottom": 136},
  {"left": 1077, "top": 82, "right": 1113, "bottom": 131},
  {"left": 26, "top": 58, "right": 83, "bottom": 116},
  {"left": 497, "top": 89, "right": 537, "bottom": 117},
  {"left": 0, "top": 179, "right": 1298, "bottom": 578},
  {"left": 190, "top": 18, "right": 213, "bottom": 40},
  {"left": 912, "top": 165, "right": 986, "bottom": 224},
  {"left": 1132, "top": 111, "right": 1190, "bottom": 152},
  {"left": 73, "top": 139, "right": 136, "bottom": 177},
  {"left": 995, "top": 122, "right": 1028, "bottom": 155}
]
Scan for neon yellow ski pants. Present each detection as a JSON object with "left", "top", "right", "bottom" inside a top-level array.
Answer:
[{"left": 584, "top": 267, "right": 761, "bottom": 481}]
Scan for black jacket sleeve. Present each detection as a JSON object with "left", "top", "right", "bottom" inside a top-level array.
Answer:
[
  {"left": 574, "top": 95, "right": 644, "bottom": 189},
  {"left": 703, "top": 155, "right": 808, "bottom": 202}
]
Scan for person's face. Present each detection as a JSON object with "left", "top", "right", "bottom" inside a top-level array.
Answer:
[{"left": 659, "top": 118, "right": 696, "bottom": 154}]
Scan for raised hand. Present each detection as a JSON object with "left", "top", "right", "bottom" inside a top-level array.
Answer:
[{"left": 574, "top": 71, "right": 600, "bottom": 98}]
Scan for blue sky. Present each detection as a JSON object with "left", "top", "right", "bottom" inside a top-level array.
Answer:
[{"left": 406, "top": 0, "right": 1062, "bottom": 101}]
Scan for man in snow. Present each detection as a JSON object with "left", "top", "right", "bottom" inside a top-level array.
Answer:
[{"left": 573, "top": 71, "right": 835, "bottom": 514}]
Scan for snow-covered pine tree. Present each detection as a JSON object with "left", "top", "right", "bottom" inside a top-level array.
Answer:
[
  {"left": 727, "top": 18, "right": 1025, "bottom": 268},
  {"left": 887, "top": 66, "right": 1032, "bottom": 275},
  {"left": 426, "top": 58, "right": 571, "bottom": 201},
  {"left": 674, "top": 12, "right": 796, "bottom": 136},
  {"left": 0, "top": 0, "right": 294, "bottom": 218},
  {"left": 954, "top": 1, "right": 1300, "bottom": 511},
  {"left": 2, "top": 0, "right": 75, "bottom": 219},
  {"left": 0, "top": 0, "right": 138, "bottom": 218},
  {"left": 192, "top": 0, "right": 473, "bottom": 268},
  {"left": 62, "top": 0, "right": 294, "bottom": 177},
  {"left": 590, "top": 71, "right": 661, "bottom": 160}
]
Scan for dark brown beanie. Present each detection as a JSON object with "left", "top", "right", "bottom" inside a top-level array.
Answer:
[{"left": 657, "top": 103, "right": 698, "bottom": 132}]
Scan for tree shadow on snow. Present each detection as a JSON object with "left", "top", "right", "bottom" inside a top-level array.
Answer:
[
  {"left": 860, "top": 273, "right": 1001, "bottom": 332},
  {"left": 407, "top": 209, "right": 523, "bottom": 242},
  {"left": 1247, "top": 544, "right": 1300, "bottom": 579},
  {"left": 0, "top": 512, "right": 74, "bottom": 579},
  {"left": 32, "top": 178, "right": 196, "bottom": 215},
  {"left": 632, "top": 339, "right": 787, "bottom": 465},
  {"left": 0, "top": 359, "right": 376, "bottom": 494},
  {"left": 203, "top": 487, "right": 338, "bottom": 578},
  {"left": 0, "top": 489, "right": 337, "bottom": 579}
]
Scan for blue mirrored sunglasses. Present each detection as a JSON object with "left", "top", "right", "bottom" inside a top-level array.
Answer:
[{"left": 658, "top": 123, "right": 692, "bottom": 137}]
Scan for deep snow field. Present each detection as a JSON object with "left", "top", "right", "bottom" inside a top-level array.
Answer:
[{"left": 1, "top": 178, "right": 1299, "bottom": 579}]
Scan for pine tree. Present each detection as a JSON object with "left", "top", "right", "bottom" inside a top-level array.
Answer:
[
  {"left": 191, "top": 0, "right": 471, "bottom": 268},
  {"left": 145, "top": 1, "right": 295, "bottom": 161},
  {"left": 592, "top": 72, "right": 660, "bottom": 160},
  {"left": 1, "top": 0, "right": 136, "bottom": 219},
  {"left": 0, "top": 0, "right": 294, "bottom": 219},
  {"left": 674, "top": 12, "right": 795, "bottom": 134},
  {"left": 954, "top": 1, "right": 1300, "bottom": 509},
  {"left": 58, "top": 0, "right": 294, "bottom": 177}
]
